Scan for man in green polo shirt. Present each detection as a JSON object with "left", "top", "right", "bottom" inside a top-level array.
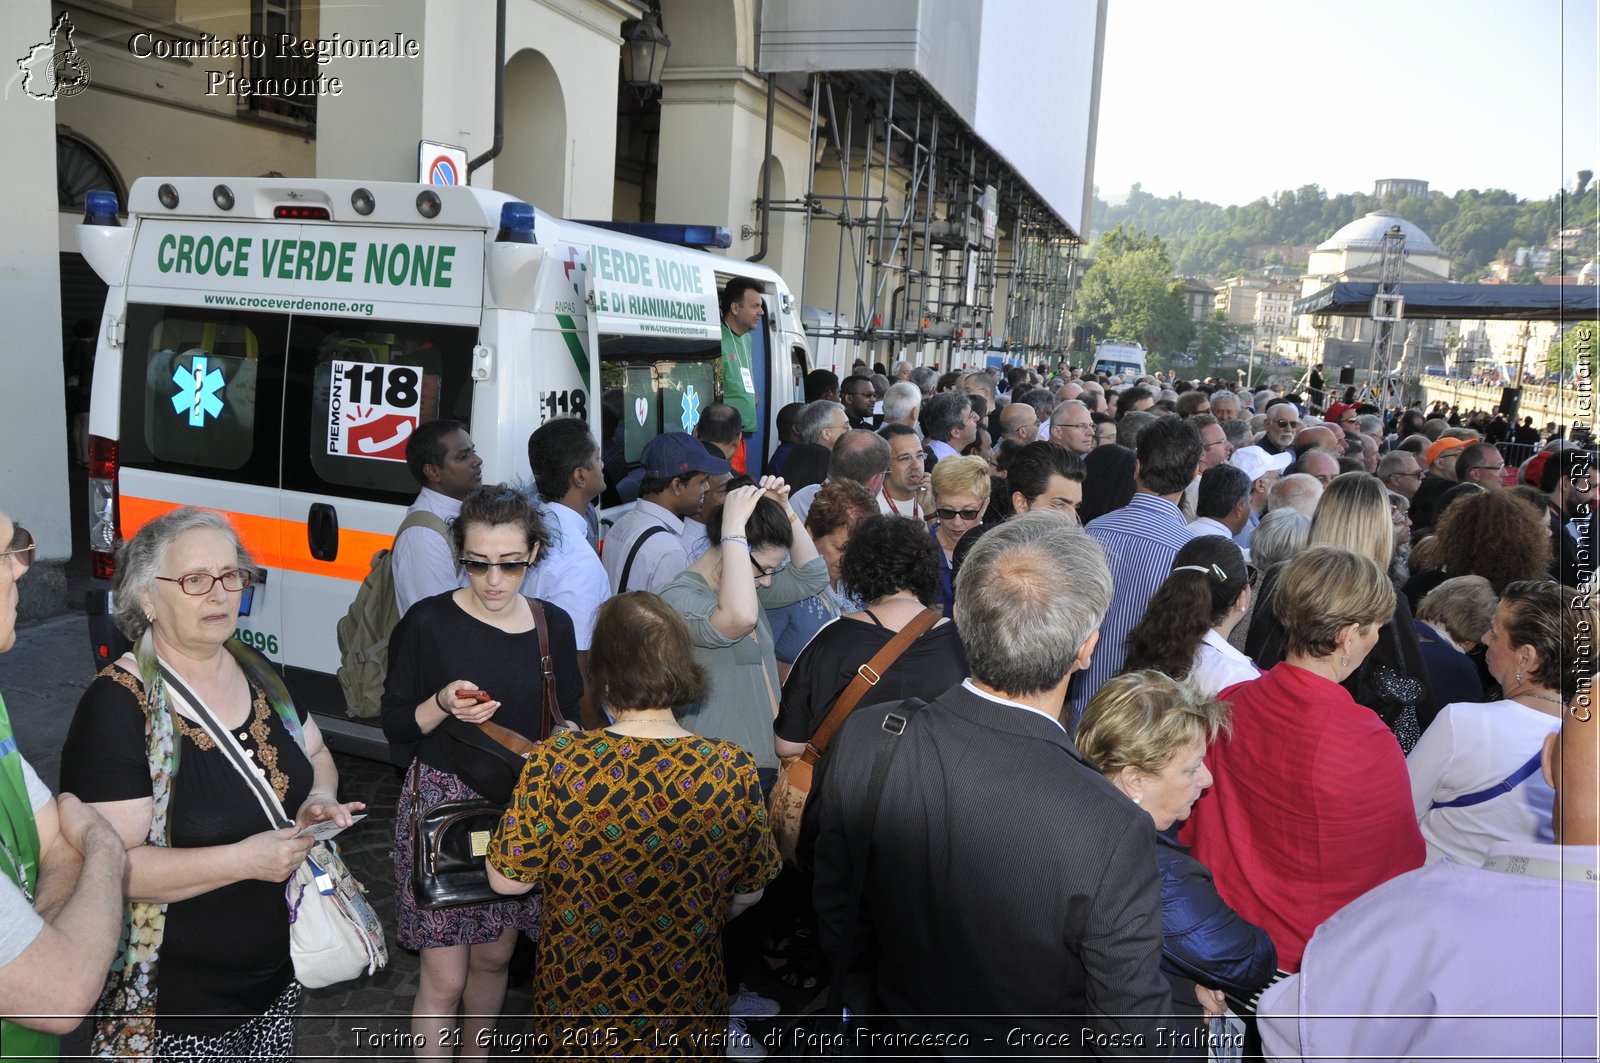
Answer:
[{"left": 719, "top": 278, "right": 765, "bottom": 453}]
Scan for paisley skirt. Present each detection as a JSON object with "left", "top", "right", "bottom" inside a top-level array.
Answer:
[{"left": 393, "top": 759, "right": 542, "bottom": 950}]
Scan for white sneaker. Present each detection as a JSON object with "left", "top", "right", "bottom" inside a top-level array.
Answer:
[
  {"left": 727, "top": 1017, "right": 768, "bottom": 1060},
  {"left": 730, "top": 983, "right": 781, "bottom": 1018}
]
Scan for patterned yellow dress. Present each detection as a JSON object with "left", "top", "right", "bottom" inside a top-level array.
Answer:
[{"left": 489, "top": 729, "right": 782, "bottom": 1058}]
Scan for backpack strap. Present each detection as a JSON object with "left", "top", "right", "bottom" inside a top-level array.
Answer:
[
  {"left": 617, "top": 524, "right": 668, "bottom": 593},
  {"left": 1430, "top": 749, "right": 1546, "bottom": 810},
  {"left": 396, "top": 509, "right": 453, "bottom": 556}
]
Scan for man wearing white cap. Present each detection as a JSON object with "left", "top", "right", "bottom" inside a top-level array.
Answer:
[{"left": 1229, "top": 445, "right": 1292, "bottom": 551}]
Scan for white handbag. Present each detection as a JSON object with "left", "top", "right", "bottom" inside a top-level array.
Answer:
[{"left": 160, "top": 660, "right": 388, "bottom": 988}]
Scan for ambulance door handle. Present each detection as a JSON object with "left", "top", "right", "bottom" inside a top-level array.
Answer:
[{"left": 307, "top": 503, "right": 340, "bottom": 562}]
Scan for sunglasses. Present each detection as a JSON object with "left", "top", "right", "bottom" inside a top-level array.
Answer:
[
  {"left": 935, "top": 506, "right": 983, "bottom": 522},
  {"left": 155, "top": 569, "right": 253, "bottom": 595},
  {"left": 1, "top": 525, "right": 34, "bottom": 570},
  {"left": 459, "top": 558, "right": 534, "bottom": 576},
  {"left": 1273, "top": 419, "right": 1301, "bottom": 429},
  {"left": 750, "top": 556, "right": 783, "bottom": 579}
]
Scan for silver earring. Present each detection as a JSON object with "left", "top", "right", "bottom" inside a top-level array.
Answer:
[
  {"left": 1515, "top": 670, "right": 1523, "bottom": 685},
  {"left": 1339, "top": 653, "right": 1350, "bottom": 671},
  {"left": 1133, "top": 796, "right": 1141, "bottom": 806}
]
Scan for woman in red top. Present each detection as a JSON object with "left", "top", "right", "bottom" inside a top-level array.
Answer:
[{"left": 1182, "top": 545, "right": 1424, "bottom": 973}]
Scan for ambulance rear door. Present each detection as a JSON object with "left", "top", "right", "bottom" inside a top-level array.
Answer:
[{"left": 111, "top": 299, "right": 288, "bottom": 662}]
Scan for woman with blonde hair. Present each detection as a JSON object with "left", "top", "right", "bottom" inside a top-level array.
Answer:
[
  {"left": 1184, "top": 546, "right": 1425, "bottom": 976},
  {"left": 928, "top": 455, "right": 991, "bottom": 617},
  {"left": 1077, "top": 672, "right": 1275, "bottom": 1059},
  {"left": 1247, "top": 472, "right": 1437, "bottom": 750}
]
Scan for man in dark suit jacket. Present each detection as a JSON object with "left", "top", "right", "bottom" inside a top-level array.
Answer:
[{"left": 809, "top": 513, "right": 1171, "bottom": 1056}]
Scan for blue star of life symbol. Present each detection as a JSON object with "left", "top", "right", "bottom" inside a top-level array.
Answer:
[
  {"left": 680, "top": 384, "right": 701, "bottom": 432},
  {"left": 171, "top": 355, "right": 225, "bottom": 427}
]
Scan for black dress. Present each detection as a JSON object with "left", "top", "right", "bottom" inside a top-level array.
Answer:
[{"left": 62, "top": 668, "right": 313, "bottom": 1035}]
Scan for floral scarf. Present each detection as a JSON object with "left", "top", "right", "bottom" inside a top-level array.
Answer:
[{"left": 92, "top": 632, "right": 303, "bottom": 1059}]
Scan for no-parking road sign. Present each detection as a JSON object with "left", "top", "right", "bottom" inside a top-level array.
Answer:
[{"left": 419, "top": 141, "right": 468, "bottom": 186}]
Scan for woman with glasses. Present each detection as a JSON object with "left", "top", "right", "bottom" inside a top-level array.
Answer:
[
  {"left": 927, "top": 455, "right": 991, "bottom": 618},
  {"left": 1124, "top": 537, "right": 1259, "bottom": 698},
  {"left": 381, "top": 484, "right": 583, "bottom": 1058},
  {"left": 661, "top": 477, "right": 826, "bottom": 793},
  {"left": 62, "top": 507, "right": 364, "bottom": 1060}
]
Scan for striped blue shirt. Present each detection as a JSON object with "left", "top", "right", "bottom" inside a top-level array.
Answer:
[{"left": 1069, "top": 492, "right": 1194, "bottom": 731}]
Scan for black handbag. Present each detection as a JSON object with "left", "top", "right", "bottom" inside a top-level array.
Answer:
[{"left": 410, "top": 598, "right": 566, "bottom": 909}]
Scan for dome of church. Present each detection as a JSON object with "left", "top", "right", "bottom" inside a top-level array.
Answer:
[
  {"left": 1579, "top": 260, "right": 1598, "bottom": 283},
  {"left": 1316, "top": 210, "right": 1441, "bottom": 255}
]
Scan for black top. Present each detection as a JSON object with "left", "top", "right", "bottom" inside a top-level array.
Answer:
[
  {"left": 782, "top": 442, "right": 831, "bottom": 491},
  {"left": 774, "top": 616, "right": 968, "bottom": 745},
  {"left": 381, "top": 593, "right": 583, "bottom": 777},
  {"left": 1245, "top": 562, "right": 1439, "bottom": 751},
  {"left": 62, "top": 669, "right": 313, "bottom": 1034},
  {"left": 1408, "top": 473, "right": 1456, "bottom": 533}
]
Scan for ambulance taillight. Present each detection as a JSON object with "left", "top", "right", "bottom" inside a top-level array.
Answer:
[{"left": 87, "top": 436, "right": 120, "bottom": 582}]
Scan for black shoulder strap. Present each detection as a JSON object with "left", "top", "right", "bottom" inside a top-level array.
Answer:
[{"left": 618, "top": 524, "right": 668, "bottom": 592}]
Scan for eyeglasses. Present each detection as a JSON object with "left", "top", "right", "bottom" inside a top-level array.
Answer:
[
  {"left": 1, "top": 525, "right": 35, "bottom": 571},
  {"left": 935, "top": 506, "right": 983, "bottom": 522},
  {"left": 459, "top": 558, "right": 534, "bottom": 576},
  {"left": 1390, "top": 469, "right": 1424, "bottom": 480},
  {"left": 1474, "top": 465, "right": 1507, "bottom": 475},
  {"left": 1056, "top": 422, "right": 1094, "bottom": 431},
  {"left": 155, "top": 569, "right": 253, "bottom": 595},
  {"left": 750, "top": 556, "right": 783, "bottom": 579},
  {"left": 1272, "top": 419, "right": 1301, "bottom": 429},
  {"left": 1391, "top": 509, "right": 1411, "bottom": 524}
]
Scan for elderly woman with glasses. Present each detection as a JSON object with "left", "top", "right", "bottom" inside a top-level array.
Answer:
[
  {"left": 381, "top": 484, "right": 583, "bottom": 1058},
  {"left": 62, "top": 507, "right": 364, "bottom": 1060},
  {"left": 928, "top": 455, "right": 991, "bottom": 618}
]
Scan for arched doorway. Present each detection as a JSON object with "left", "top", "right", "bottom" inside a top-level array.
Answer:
[{"left": 499, "top": 49, "right": 567, "bottom": 214}]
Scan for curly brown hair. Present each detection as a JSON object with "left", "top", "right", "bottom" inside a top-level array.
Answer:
[{"left": 1409, "top": 490, "right": 1551, "bottom": 593}]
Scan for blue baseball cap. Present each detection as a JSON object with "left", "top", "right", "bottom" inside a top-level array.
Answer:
[{"left": 640, "top": 431, "right": 730, "bottom": 479}]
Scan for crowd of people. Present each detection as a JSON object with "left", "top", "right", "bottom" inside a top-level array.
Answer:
[{"left": 1, "top": 349, "right": 1595, "bottom": 1061}]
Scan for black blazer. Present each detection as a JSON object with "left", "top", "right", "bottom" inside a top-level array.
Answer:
[{"left": 809, "top": 682, "right": 1172, "bottom": 1056}]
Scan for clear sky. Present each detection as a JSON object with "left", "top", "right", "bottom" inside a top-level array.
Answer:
[{"left": 1095, "top": 0, "right": 1599, "bottom": 206}]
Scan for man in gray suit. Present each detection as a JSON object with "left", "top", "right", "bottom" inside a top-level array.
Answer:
[{"left": 810, "top": 512, "right": 1171, "bottom": 1056}]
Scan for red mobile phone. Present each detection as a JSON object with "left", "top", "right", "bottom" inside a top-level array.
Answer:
[{"left": 457, "top": 687, "right": 493, "bottom": 704}]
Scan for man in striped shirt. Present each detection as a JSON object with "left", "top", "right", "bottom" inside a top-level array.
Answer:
[{"left": 1068, "top": 416, "right": 1203, "bottom": 732}]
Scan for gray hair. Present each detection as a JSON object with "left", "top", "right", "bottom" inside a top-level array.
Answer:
[
  {"left": 910, "top": 365, "right": 940, "bottom": 397},
  {"left": 1221, "top": 418, "right": 1253, "bottom": 448},
  {"left": 883, "top": 381, "right": 921, "bottom": 424},
  {"left": 1051, "top": 399, "right": 1088, "bottom": 425},
  {"left": 113, "top": 507, "right": 254, "bottom": 640},
  {"left": 961, "top": 370, "right": 996, "bottom": 399},
  {"left": 1376, "top": 450, "right": 1418, "bottom": 479},
  {"left": 1250, "top": 508, "right": 1310, "bottom": 572},
  {"left": 1358, "top": 414, "right": 1382, "bottom": 435},
  {"left": 1117, "top": 409, "right": 1158, "bottom": 449},
  {"left": 797, "top": 400, "right": 846, "bottom": 444},
  {"left": 954, "top": 512, "right": 1113, "bottom": 696},
  {"left": 1269, "top": 472, "right": 1324, "bottom": 517}
]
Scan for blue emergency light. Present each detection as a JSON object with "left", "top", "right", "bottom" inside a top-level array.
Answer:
[
  {"left": 573, "top": 220, "right": 732, "bottom": 250},
  {"left": 84, "top": 189, "right": 121, "bottom": 226},
  {"left": 497, "top": 201, "right": 537, "bottom": 243}
]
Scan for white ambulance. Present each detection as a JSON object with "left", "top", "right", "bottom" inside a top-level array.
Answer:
[{"left": 80, "top": 176, "right": 808, "bottom": 759}]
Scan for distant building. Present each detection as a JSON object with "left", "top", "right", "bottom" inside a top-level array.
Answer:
[
  {"left": 1180, "top": 277, "right": 1217, "bottom": 323},
  {"left": 1214, "top": 276, "right": 1271, "bottom": 327},
  {"left": 1374, "top": 178, "right": 1429, "bottom": 199},
  {"left": 1255, "top": 282, "right": 1297, "bottom": 332}
]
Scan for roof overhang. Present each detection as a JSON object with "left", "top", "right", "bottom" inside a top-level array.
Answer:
[{"left": 1293, "top": 282, "right": 1598, "bottom": 322}]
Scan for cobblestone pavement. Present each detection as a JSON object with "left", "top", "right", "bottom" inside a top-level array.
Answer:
[{"left": 4, "top": 614, "right": 811, "bottom": 1061}]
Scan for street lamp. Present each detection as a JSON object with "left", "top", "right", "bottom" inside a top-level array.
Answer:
[{"left": 620, "top": 11, "right": 671, "bottom": 103}]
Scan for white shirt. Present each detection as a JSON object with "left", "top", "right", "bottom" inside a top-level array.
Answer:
[
  {"left": 681, "top": 517, "right": 711, "bottom": 563},
  {"left": 522, "top": 500, "right": 610, "bottom": 652},
  {"left": 1189, "top": 628, "right": 1260, "bottom": 698},
  {"left": 962, "top": 679, "right": 1065, "bottom": 733},
  {"left": 392, "top": 488, "right": 464, "bottom": 616},
  {"left": 789, "top": 481, "right": 823, "bottom": 525},
  {"left": 602, "top": 499, "right": 689, "bottom": 595},
  {"left": 1407, "top": 698, "right": 1560, "bottom": 866},
  {"left": 878, "top": 488, "right": 924, "bottom": 522},
  {"left": 0, "top": 754, "right": 50, "bottom": 968},
  {"left": 927, "top": 439, "right": 960, "bottom": 463}
]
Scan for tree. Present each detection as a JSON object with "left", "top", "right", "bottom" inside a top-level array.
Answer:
[
  {"left": 1075, "top": 225, "right": 1193, "bottom": 361},
  {"left": 1194, "top": 311, "right": 1242, "bottom": 377},
  {"left": 1547, "top": 321, "right": 1598, "bottom": 381}
]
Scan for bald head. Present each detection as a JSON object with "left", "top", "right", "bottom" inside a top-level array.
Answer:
[
  {"left": 999, "top": 400, "right": 1041, "bottom": 444},
  {"left": 1294, "top": 426, "right": 1340, "bottom": 455},
  {"left": 1268, "top": 472, "right": 1324, "bottom": 517}
]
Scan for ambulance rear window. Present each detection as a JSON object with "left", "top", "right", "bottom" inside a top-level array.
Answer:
[
  {"left": 118, "top": 306, "right": 285, "bottom": 484},
  {"left": 283, "top": 316, "right": 478, "bottom": 504}
]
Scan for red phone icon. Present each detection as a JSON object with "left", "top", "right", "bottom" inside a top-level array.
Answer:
[{"left": 347, "top": 413, "right": 416, "bottom": 460}]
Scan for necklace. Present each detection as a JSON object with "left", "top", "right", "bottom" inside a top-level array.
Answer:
[{"left": 1511, "top": 689, "right": 1564, "bottom": 708}]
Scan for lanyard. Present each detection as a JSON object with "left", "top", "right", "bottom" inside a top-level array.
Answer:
[{"left": 883, "top": 491, "right": 922, "bottom": 521}]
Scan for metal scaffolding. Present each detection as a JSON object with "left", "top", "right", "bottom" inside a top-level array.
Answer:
[
  {"left": 1365, "top": 224, "right": 1407, "bottom": 403},
  {"left": 770, "top": 72, "right": 1081, "bottom": 370}
]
